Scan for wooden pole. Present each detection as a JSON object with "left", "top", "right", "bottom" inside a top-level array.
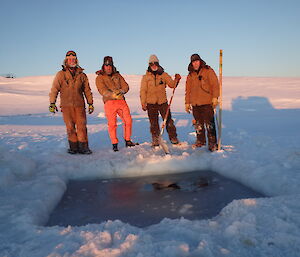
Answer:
[
  {"left": 217, "top": 49, "right": 223, "bottom": 151},
  {"left": 159, "top": 80, "right": 179, "bottom": 155}
]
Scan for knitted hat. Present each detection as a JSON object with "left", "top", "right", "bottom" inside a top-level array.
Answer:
[
  {"left": 149, "top": 54, "right": 159, "bottom": 64},
  {"left": 190, "top": 53, "right": 201, "bottom": 62},
  {"left": 66, "top": 50, "right": 77, "bottom": 57},
  {"left": 103, "top": 56, "right": 113, "bottom": 66}
]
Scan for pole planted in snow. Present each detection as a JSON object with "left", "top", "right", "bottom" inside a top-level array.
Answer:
[
  {"left": 159, "top": 80, "right": 179, "bottom": 155},
  {"left": 217, "top": 49, "right": 223, "bottom": 151}
]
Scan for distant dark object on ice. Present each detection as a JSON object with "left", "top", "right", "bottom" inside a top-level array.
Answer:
[{"left": 1, "top": 73, "right": 16, "bottom": 78}]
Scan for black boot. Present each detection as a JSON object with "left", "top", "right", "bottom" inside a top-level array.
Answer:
[
  {"left": 78, "top": 142, "right": 92, "bottom": 154},
  {"left": 209, "top": 144, "right": 218, "bottom": 152},
  {"left": 192, "top": 140, "right": 205, "bottom": 148},
  {"left": 170, "top": 138, "right": 179, "bottom": 144},
  {"left": 125, "top": 140, "right": 139, "bottom": 147},
  {"left": 112, "top": 143, "right": 119, "bottom": 152},
  {"left": 68, "top": 140, "right": 78, "bottom": 154}
]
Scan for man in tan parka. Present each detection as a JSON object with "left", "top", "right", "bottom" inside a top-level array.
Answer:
[
  {"left": 95, "top": 56, "right": 137, "bottom": 152},
  {"left": 49, "top": 50, "right": 94, "bottom": 154},
  {"left": 140, "top": 55, "right": 181, "bottom": 147},
  {"left": 185, "top": 53, "right": 220, "bottom": 151}
]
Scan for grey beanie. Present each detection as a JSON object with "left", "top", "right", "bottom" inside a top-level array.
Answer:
[{"left": 149, "top": 54, "right": 159, "bottom": 64}]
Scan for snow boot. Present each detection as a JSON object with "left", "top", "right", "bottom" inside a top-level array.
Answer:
[
  {"left": 192, "top": 140, "right": 205, "bottom": 149},
  {"left": 78, "top": 142, "right": 92, "bottom": 154},
  {"left": 151, "top": 135, "right": 160, "bottom": 147},
  {"left": 112, "top": 143, "right": 119, "bottom": 152},
  {"left": 170, "top": 138, "right": 179, "bottom": 145},
  {"left": 68, "top": 149, "right": 77, "bottom": 154},
  {"left": 67, "top": 140, "right": 78, "bottom": 154},
  {"left": 125, "top": 140, "right": 139, "bottom": 147},
  {"left": 209, "top": 144, "right": 218, "bottom": 152}
]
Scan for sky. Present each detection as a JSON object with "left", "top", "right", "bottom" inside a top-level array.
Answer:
[{"left": 0, "top": 0, "right": 299, "bottom": 78}]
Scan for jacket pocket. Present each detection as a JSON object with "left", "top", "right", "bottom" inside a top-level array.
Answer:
[{"left": 200, "top": 79, "right": 210, "bottom": 94}]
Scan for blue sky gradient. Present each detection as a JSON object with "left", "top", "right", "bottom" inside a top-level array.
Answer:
[{"left": 1, "top": 0, "right": 299, "bottom": 77}]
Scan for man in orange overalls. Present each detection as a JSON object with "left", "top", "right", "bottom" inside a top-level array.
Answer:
[{"left": 95, "top": 56, "right": 138, "bottom": 152}]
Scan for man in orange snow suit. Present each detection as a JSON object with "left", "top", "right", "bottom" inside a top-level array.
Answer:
[
  {"left": 185, "top": 54, "right": 220, "bottom": 151},
  {"left": 49, "top": 50, "right": 94, "bottom": 154},
  {"left": 95, "top": 56, "right": 138, "bottom": 152}
]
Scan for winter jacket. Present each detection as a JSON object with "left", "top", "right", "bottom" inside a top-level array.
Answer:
[
  {"left": 140, "top": 67, "right": 177, "bottom": 106},
  {"left": 185, "top": 66, "right": 220, "bottom": 106},
  {"left": 95, "top": 70, "right": 129, "bottom": 103},
  {"left": 49, "top": 66, "right": 93, "bottom": 107}
]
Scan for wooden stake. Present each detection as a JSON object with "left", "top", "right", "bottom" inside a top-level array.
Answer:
[{"left": 217, "top": 50, "right": 223, "bottom": 151}]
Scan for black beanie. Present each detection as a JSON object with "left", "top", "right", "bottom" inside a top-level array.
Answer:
[
  {"left": 103, "top": 56, "right": 113, "bottom": 66},
  {"left": 190, "top": 54, "right": 201, "bottom": 62}
]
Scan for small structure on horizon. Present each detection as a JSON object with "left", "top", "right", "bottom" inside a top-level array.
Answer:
[{"left": 1, "top": 73, "right": 16, "bottom": 78}]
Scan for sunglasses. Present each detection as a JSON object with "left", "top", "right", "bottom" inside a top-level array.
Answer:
[
  {"left": 104, "top": 63, "right": 113, "bottom": 66},
  {"left": 149, "top": 62, "right": 159, "bottom": 66},
  {"left": 66, "top": 51, "right": 76, "bottom": 57}
]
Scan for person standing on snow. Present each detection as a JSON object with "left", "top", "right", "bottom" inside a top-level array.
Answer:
[
  {"left": 95, "top": 56, "right": 138, "bottom": 152},
  {"left": 140, "top": 55, "right": 181, "bottom": 147},
  {"left": 185, "top": 54, "right": 220, "bottom": 152},
  {"left": 49, "top": 50, "right": 94, "bottom": 154}
]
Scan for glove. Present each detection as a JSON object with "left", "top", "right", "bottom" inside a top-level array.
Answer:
[
  {"left": 175, "top": 74, "right": 181, "bottom": 82},
  {"left": 142, "top": 103, "right": 147, "bottom": 111},
  {"left": 88, "top": 104, "right": 94, "bottom": 114},
  {"left": 112, "top": 93, "right": 123, "bottom": 100},
  {"left": 185, "top": 104, "right": 191, "bottom": 113},
  {"left": 112, "top": 90, "right": 123, "bottom": 100},
  {"left": 49, "top": 103, "right": 58, "bottom": 113},
  {"left": 212, "top": 98, "right": 219, "bottom": 109}
]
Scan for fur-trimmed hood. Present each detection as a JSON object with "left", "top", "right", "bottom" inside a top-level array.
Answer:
[
  {"left": 147, "top": 65, "right": 164, "bottom": 75},
  {"left": 188, "top": 58, "right": 210, "bottom": 73},
  {"left": 95, "top": 66, "right": 119, "bottom": 76},
  {"left": 63, "top": 57, "right": 80, "bottom": 68},
  {"left": 61, "top": 65, "right": 84, "bottom": 73}
]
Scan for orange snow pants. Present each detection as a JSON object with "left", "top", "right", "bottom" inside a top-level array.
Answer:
[{"left": 104, "top": 100, "right": 132, "bottom": 144}]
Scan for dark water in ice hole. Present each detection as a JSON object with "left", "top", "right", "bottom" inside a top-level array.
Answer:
[{"left": 46, "top": 170, "right": 264, "bottom": 228}]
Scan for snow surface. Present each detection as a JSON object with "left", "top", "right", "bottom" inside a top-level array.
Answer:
[{"left": 0, "top": 74, "right": 300, "bottom": 256}]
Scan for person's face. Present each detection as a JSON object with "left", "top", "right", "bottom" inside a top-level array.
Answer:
[
  {"left": 104, "top": 64, "right": 113, "bottom": 74},
  {"left": 149, "top": 62, "right": 158, "bottom": 71},
  {"left": 66, "top": 56, "right": 77, "bottom": 67},
  {"left": 192, "top": 60, "right": 201, "bottom": 71}
]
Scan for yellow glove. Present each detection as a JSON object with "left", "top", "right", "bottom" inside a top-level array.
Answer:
[
  {"left": 112, "top": 90, "right": 123, "bottom": 100},
  {"left": 49, "top": 103, "right": 58, "bottom": 113},
  {"left": 185, "top": 104, "right": 191, "bottom": 113},
  {"left": 88, "top": 104, "right": 94, "bottom": 114},
  {"left": 212, "top": 98, "right": 219, "bottom": 109}
]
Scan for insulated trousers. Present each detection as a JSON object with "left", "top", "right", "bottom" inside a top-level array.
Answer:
[
  {"left": 192, "top": 104, "right": 217, "bottom": 148},
  {"left": 146, "top": 102, "right": 177, "bottom": 142},
  {"left": 62, "top": 106, "right": 88, "bottom": 144},
  {"left": 104, "top": 100, "right": 132, "bottom": 144}
]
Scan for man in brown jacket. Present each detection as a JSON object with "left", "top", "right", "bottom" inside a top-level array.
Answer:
[
  {"left": 49, "top": 50, "right": 94, "bottom": 154},
  {"left": 95, "top": 56, "right": 137, "bottom": 152},
  {"left": 185, "top": 54, "right": 220, "bottom": 151},
  {"left": 140, "top": 55, "right": 181, "bottom": 147}
]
